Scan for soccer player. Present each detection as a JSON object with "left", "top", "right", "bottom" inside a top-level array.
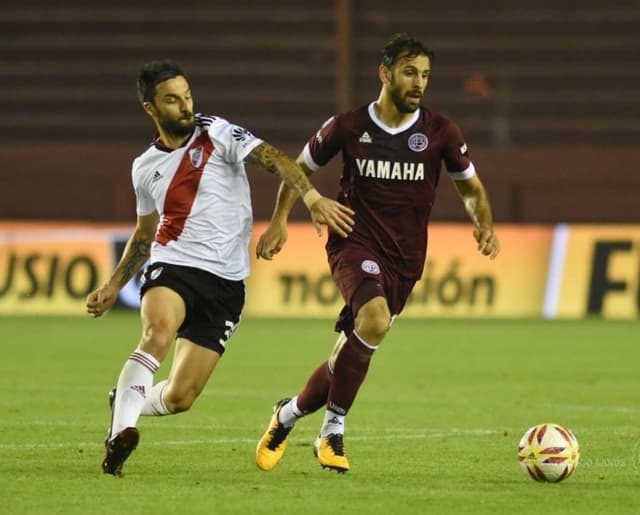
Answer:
[
  {"left": 86, "top": 60, "right": 355, "bottom": 476},
  {"left": 255, "top": 33, "right": 500, "bottom": 472}
]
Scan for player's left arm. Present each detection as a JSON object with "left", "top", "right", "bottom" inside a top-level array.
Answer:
[{"left": 454, "top": 174, "right": 500, "bottom": 259}]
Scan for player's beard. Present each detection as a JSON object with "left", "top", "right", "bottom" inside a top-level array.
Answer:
[
  {"left": 389, "top": 80, "right": 421, "bottom": 114},
  {"left": 159, "top": 113, "right": 196, "bottom": 138}
]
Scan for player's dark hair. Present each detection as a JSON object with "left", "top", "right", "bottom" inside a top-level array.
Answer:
[
  {"left": 381, "top": 33, "right": 435, "bottom": 68},
  {"left": 136, "top": 60, "right": 186, "bottom": 104}
]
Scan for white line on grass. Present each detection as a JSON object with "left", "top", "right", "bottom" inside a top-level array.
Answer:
[
  {"left": 549, "top": 403, "right": 640, "bottom": 414},
  {"left": 0, "top": 428, "right": 499, "bottom": 450},
  {"left": 4, "top": 426, "right": 637, "bottom": 451}
]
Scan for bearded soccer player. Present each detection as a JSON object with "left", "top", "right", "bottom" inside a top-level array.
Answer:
[
  {"left": 255, "top": 33, "right": 500, "bottom": 472},
  {"left": 86, "top": 60, "right": 354, "bottom": 476}
]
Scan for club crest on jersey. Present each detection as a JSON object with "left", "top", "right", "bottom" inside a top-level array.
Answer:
[
  {"left": 189, "top": 146, "right": 204, "bottom": 168},
  {"left": 361, "top": 260, "right": 381, "bottom": 275},
  {"left": 408, "top": 133, "right": 428, "bottom": 152}
]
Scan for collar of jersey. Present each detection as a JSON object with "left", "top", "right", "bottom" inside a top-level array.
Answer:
[
  {"left": 152, "top": 129, "right": 197, "bottom": 152},
  {"left": 367, "top": 102, "right": 420, "bottom": 135}
]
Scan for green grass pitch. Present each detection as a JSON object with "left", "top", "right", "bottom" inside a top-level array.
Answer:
[{"left": 1, "top": 314, "right": 638, "bottom": 514}]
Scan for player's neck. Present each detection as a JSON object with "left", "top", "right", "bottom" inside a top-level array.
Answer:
[
  {"left": 373, "top": 95, "right": 416, "bottom": 128},
  {"left": 155, "top": 127, "right": 192, "bottom": 150}
]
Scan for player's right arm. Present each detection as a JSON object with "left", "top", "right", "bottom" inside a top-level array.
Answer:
[
  {"left": 86, "top": 211, "right": 158, "bottom": 317},
  {"left": 256, "top": 114, "right": 344, "bottom": 260},
  {"left": 255, "top": 155, "right": 312, "bottom": 260}
]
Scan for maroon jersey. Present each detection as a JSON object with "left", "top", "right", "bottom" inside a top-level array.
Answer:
[{"left": 302, "top": 103, "right": 474, "bottom": 280}]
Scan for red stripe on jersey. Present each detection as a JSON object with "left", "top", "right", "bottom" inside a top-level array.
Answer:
[{"left": 156, "top": 132, "right": 214, "bottom": 245}]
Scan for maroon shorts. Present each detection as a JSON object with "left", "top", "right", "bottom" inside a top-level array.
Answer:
[{"left": 328, "top": 244, "right": 416, "bottom": 334}]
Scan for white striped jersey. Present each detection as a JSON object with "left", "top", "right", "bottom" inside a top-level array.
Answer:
[{"left": 132, "top": 114, "right": 263, "bottom": 280}]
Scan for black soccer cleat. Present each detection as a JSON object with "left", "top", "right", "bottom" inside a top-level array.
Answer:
[{"left": 102, "top": 427, "right": 140, "bottom": 477}]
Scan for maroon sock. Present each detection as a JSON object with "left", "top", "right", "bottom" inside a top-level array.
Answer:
[
  {"left": 327, "top": 332, "right": 375, "bottom": 416},
  {"left": 296, "top": 361, "right": 332, "bottom": 414}
]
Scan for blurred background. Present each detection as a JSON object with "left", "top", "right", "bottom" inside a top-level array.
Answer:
[
  {"left": 1, "top": 0, "right": 639, "bottom": 319},
  {"left": 2, "top": 0, "right": 639, "bottom": 224}
]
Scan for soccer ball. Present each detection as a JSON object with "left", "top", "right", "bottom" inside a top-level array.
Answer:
[{"left": 517, "top": 423, "right": 580, "bottom": 482}]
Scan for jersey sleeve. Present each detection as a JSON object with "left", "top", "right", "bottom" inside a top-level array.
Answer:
[
  {"left": 207, "top": 117, "right": 263, "bottom": 163},
  {"left": 442, "top": 121, "right": 476, "bottom": 181},
  {"left": 131, "top": 162, "right": 156, "bottom": 216},
  {"left": 301, "top": 115, "right": 343, "bottom": 171}
]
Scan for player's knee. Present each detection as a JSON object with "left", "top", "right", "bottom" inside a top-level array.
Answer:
[
  {"left": 140, "top": 320, "right": 174, "bottom": 353},
  {"left": 163, "top": 384, "right": 198, "bottom": 413},
  {"left": 356, "top": 299, "right": 391, "bottom": 342},
  {"left": 363, "top": 316, "right": 391, "bottom": 341}
]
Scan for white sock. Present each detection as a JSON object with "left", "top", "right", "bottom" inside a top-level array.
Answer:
[
  {"left": 141, "top": 379, "right": 171, "bottom": 416},
  {"left": 110, "top": 349, "right": 160, "bottom": 439},
  {"left": 320, "top": 409, "right": 345, "bottom": 437},
  {"left": 278, "top": 396, "right": 303, "bottom": 428}
]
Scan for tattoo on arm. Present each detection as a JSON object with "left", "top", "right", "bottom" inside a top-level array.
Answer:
[
  {"left": 115, "top": 233, "right": 152, "bottom": 287},
  {"left": 247, "top": 143, "right": 311, "bottom": 196},
  {"left": 246, "top": 143, "right": 279, "bottom": 172}
]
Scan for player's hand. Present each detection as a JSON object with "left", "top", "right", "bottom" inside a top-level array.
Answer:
[
  {"left": 256, "top": 222, "right": 288, "bottom": 260},
  {"left": 308, "top": 197, "right": 355, "bottom": 238},
  {"left": 86, "top": 283, "right": 119, "bottom": 317},
  {"left": 474, "top": 226, "right": 500, "bottom": 259}
]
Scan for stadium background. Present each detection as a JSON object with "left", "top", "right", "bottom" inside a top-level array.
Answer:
[
  {"left": 1, "top": 0, "right": 638, "bottom": 318},
  {"left": 2, "top": 4, "right": 640, "bottom": 514}
]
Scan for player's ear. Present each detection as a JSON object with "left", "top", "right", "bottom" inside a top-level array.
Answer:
[
  {"left": 142, "top": 101, "right": 155, "bottom": 117},
  {"left": 378, "top": 64, "right": 391, "bottom": 85}
]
